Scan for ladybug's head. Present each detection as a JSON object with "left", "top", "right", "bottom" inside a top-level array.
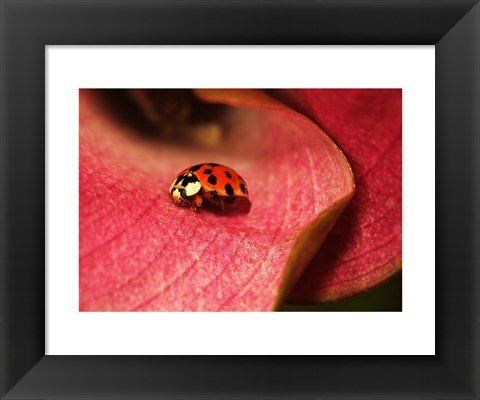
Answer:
[{"left": 169, "top": 172, "right": 201, "bottom": 207}]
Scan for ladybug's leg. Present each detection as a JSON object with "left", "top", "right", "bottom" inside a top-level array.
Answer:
[{"left": 192, "top": 194, "right": 203, "bottom": 211}]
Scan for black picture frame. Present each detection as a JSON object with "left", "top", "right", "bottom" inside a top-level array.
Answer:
[{"left": 1, "top": 1, "right": 479, "bottom": 399}]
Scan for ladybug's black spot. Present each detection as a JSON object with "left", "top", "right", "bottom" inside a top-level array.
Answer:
[
  {"left": 207, "top": 174, "right": 217, "bottom": 185},
  {"left": 224, "top": 183, "right": 234, "bottom": 196},
  {"left": 181, "top": 174, "right": 200, "bottom": 186},
  {"left": 225, "top": 171, "right": 232, "bottom": 179},
  {"left": 208, "top": 163, "right": 220, "bottom": 167},
  {"left": 189, "top": 164, "right": 203, "bottom": 172},
  {"left": 240, "top": 183, "right": 247, "bottom": 194},
  {"left": 203, "top": 169, "right": 213, "bottom": 174}
]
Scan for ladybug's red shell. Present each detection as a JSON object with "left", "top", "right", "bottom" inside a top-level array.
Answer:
[{"left": 169, "top": 163, "right": 249, "bottom": 210}]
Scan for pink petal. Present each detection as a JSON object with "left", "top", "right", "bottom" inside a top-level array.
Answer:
[
  {"left": 79, "top": 89, "right": 354, "bottom": 311},
  {"left": 275, "top": 89, "right": 402, "bottom": 303}
]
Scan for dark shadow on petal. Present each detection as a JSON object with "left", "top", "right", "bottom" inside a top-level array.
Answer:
[{"left": 202, "top": 197, "right": 252, "bottom": 216}]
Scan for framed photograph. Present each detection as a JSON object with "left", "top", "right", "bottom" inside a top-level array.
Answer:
[
  {"left": 47, "top": 51, "right": 415, "bottom": 357},
  {"left": 1, "top": 1, "right": 479, "bottom": 399}
]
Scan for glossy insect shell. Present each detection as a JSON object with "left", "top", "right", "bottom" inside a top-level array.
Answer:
[{"left": 169, "top": 163, "right": 248, "bottom": 210}]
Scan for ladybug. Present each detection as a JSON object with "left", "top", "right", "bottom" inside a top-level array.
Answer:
[{"left": 169, "top": 163, "right": 249, "bottom": 211}]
